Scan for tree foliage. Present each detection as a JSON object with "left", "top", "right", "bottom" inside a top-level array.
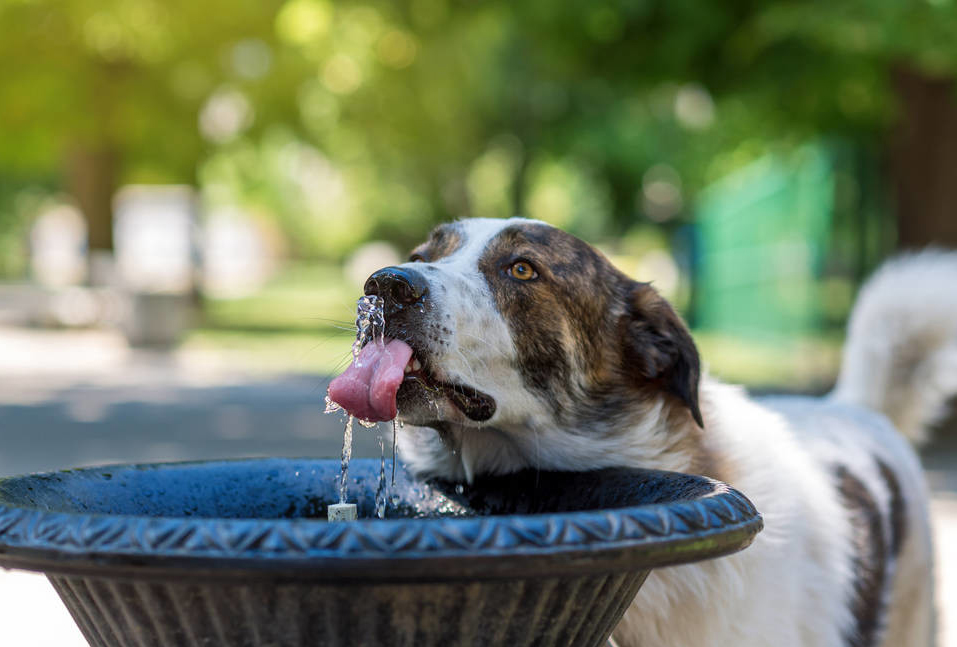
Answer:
[{"left": 2, "top": 0, "right": 957, "bottom": 257}]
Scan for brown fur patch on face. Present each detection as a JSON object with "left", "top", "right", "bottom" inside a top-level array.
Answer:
[
  {"left": 477, "top": 223, "right": 628, "bottom": 417},
  {"left": 477, "top": 222, "right": 703, "bottom": 432},
  {"left": 409, "top": 223, "right": 463, "bottom": 263}
]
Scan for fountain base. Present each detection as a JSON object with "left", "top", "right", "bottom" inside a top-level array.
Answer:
[{"left": 49, "top": 571, "right": 646, "bottom": 647}]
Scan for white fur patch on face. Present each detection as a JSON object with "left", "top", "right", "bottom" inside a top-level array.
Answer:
[{"left": 396, "top": 218, "right": 551, "bottom": 429}]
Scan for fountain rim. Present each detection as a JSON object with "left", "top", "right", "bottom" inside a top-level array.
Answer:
[{"left": 0, "top": 457, "right": 763, "bottom": 581}]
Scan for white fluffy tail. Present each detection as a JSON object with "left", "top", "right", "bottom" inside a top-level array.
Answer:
[{"left": 832, "top": 250, "right": 957, "bottom": 444}]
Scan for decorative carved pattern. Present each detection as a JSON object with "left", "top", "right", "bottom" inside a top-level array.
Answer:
[
  {"left": 0, "top": 462, "right": 764, "bottom": 647},
  {"left": 0, "top": 487, "right": 760, "bottom": 562}
]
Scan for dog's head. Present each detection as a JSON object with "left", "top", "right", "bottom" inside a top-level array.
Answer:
[{"left": 361, "top": 217, "right": 704, "bottom": 479}]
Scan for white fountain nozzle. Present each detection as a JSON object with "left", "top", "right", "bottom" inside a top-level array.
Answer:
[{"left": 327, "top": 502, "right": 358, "bottom": 522}]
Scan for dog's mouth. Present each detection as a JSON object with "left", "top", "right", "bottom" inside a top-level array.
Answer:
[
  {"left": 327, "top": 337, "right": 496, "bottom": 423},
  {"left": 398, "top": 348, "right": 496, "bottom": 422}
]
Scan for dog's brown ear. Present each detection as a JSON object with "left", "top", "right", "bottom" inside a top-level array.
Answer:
[{"left": 621, "top": 282, "right": 703, "bottom": 427}]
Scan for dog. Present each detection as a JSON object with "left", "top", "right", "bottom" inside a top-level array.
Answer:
[{"left": 328, "top": 217, "right": 956, "bottom": 647}]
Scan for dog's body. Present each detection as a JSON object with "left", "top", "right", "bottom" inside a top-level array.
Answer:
[{"left": 337, "top": 217, "right": 956, "bottom": 646}]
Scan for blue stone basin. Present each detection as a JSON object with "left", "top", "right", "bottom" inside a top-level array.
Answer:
[{"left": 0, "top": 458, "right": 762, "bottom": 647}]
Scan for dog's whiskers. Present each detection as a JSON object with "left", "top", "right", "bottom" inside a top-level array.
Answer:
[
  {"left": 451, "top": 346, "right": 485, "bottom": 387},
  {"left": 457, "top": 330, "right": 497, "bottom": 352}
]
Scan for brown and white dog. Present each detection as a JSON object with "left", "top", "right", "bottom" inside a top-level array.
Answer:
[{"left": 329, "top": 217, "right": 956, "bottom": 647}]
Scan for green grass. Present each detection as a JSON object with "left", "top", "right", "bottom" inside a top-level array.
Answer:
[
  {"left": 180, "top": 328, "right": 355, "bottom": 374},
  {"left": 200, "top": 263, "right": 360, "bottom": 333},
  {"left": 694, "top": 330, "right": 843, "bottom": 390},
  {"left": 181, "top": 262, "right": 360, "bottom": 375}
]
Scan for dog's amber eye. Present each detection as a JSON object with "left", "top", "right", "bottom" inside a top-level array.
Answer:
[
  {"left": 409, "top": 253, "right": 426, "bottom": 263},
  {"left": 509, "top": 260, "right": 538, "bottom": 281}
]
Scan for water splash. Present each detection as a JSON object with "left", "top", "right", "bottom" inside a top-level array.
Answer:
[
  {"left": 352, "top": 294, "right": 385, "bottom": 365},
  {"left": 338, "top": 415, "right": 354, "bottom": 503},
  {"left": 375, "top": 432, "right": 387, "bottom": 519},
  {"left": 323, "top": 394, "right": 341, "bottom": 414}
]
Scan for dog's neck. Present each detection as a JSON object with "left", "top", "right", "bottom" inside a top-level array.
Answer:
[{"left": 397, "top": 384, "right": 718, "bottom": 483}]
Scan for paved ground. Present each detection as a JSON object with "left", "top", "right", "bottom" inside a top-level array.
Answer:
[{"left": 0, "top": 326, "right": 954, "bottom": 645}]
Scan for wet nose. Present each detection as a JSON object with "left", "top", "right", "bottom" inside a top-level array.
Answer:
[{"left": 364, "top": 266, "right": 429, "bottom": 307}]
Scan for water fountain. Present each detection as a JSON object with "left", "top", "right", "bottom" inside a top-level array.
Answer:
[{"left": 0, "top": 457, "right": 760, "bottom": 646}]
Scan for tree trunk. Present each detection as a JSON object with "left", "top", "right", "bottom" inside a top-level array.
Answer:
[
  {"left": 65, "top": 146, "right": 118, "bottom": 252},
  {"left": 889, "top": 67, "right": 957, "bottom": 250}
]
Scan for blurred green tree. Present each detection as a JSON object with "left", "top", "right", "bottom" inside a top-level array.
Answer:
[
  {"left": 272, "top": 0, "right": 957, "bottom": 246},
  {"left": 0, "top": 0, "right": 298, "bottom": 252},
  {"left": 3, "top": 0, "right": 957, "bottom": 258}
]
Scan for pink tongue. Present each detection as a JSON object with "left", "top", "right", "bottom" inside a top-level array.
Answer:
[{"left": 327, "top": 339, "right": 414, "bottom": 422}]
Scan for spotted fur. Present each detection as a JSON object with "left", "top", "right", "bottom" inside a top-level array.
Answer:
[
  {"left": 378, "top": 218, "right": 950, "bottom": 647},
  {"left": 835, "top": 464, "right": 890, "bottom": 647}
]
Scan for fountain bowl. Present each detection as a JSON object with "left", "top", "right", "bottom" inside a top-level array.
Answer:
[{"left": 0, "top": 457, "right": 761, "bottom": 647}]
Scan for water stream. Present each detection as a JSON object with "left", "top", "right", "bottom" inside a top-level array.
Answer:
[
  {"left": 338, "top": 415, "right": 354, "bottom": 504},
  {"left": 375, "top": 432, "right": 387, "bottom": 518},
  {"left": 352, "top": 294, "right": 384, "bottom": 363},
  {"left": 326, "top": 294, "right": 393, "bottom": 516},
  {"left": 391, "top": 418, "right": 399, "bottom": 486}
]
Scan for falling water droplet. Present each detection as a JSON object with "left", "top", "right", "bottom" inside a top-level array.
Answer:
[
  {"left": 390, "top": 494, "right": 401, "bottom": 506},
  {"left": 375, "top": 432, "right": 387, "bottom": 519},
  {"left": 455, "top": 484, "right": 465, "bottom": 495},
  {"left": 339, "top": 416, "right": 354, "bottom": 504},
  {"left": 391, "top": 417, "right": 399, "bottom": 486},
  {"left": 323, "top": 394, "right": 341, "bottom": 414}
]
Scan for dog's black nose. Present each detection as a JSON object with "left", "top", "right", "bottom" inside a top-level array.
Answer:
[{"left": 364, "top": 266, "right": 429, "bottom": 306}]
